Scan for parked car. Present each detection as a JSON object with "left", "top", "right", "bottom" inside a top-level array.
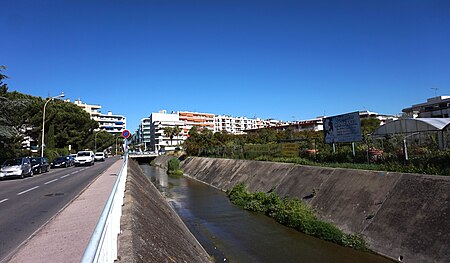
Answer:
[
  {"left": 94, "top": 152, "right": 105, "bottom": 162},
  {"left": 51, "top": 155, "right": 74, "bottom": 168},
  {"left": 0, "top": 157, "right": 33, "bottom": 179},
  {"left": 30, "top": 157, "right": 50, "bottom": 174},
  {"left": 74, "top": 151, "right": 95, "bottom": 166},
  {"left": 67, "top": 155, "right": 75, "bottom": 166}
]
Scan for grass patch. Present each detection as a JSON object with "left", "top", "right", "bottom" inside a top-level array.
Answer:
[
  {"left": 168, "top": 169, "right": 184, "bottom": 177},
  {"left": 227, "top": 183, "right": 367, "bottom": 251}
]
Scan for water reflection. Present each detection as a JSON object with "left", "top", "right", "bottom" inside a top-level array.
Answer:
[{"left": 141, "top": 164, "right": 394, "bottom": 263}]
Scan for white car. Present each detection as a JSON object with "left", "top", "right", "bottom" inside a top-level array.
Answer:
[
  {"left": 94, "top": 152, "right": 105, "bottom": 162},
  {"left": 0, "top": 158, "right": 33, "bottom": 179},
  {"left": 74, "top": 151, "right": 95, "bottom": 166}
]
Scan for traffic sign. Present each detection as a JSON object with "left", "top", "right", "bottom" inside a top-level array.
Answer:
[{"left": 122, "top": 129, "right": 131, "bottom": 139}]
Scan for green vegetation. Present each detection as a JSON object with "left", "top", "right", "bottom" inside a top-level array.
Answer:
[
  {"left": 163, "top": 126, "right": 182, "bottom": 147},
  {"left": 183, "top": 120, "right": 450, "bottom": 176},
  {"left": 167, "top": 157, "right": 183, "bottom": 176},
  {"left": 0, "top": 66, "right": 116, "bottom": 163},
  {"left": 227, "top": 183, "right": 367, "bottom": 250}
]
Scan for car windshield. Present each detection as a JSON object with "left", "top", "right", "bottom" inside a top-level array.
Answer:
[
  {"left": 95, "top": 153, "right": 103, "bottom": 156},
  {"left": 77, "top": 152, "right": 91, "bottom": 157},
  {"left": 30, "top": 158, "right": 40, "bottom": 165},
  {"left": 56, "top": 157, "right": 66, "bottom": 162},
  {"left": 3, "top": 159, "right": 22, "bottom": 166}
]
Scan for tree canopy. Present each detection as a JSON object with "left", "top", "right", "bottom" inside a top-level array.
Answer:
[{"left": 0, "top": 87, "right": 112, "bottom": 162}]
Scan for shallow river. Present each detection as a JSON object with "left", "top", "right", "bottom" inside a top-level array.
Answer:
[{"left": 140, "top": 164, "right": 394, "bottom": 263}]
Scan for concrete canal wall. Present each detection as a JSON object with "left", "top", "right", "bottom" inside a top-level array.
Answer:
[
  {"left": 118, "top": 159, "right": 211, "bottom": 262},
  {"left": 163, "top": 156, "right": 450, "bottom": 263}
]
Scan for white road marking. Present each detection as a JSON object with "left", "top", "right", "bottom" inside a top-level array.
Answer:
[
  {"left": 60, "top": 174, "right": 71, "bottom": 179},
  {"left": 70, "top": 171, "right": 78, "bottom": 175},
  {"left": 44, "top": 179, "right": 58, "bottom": 185},
  {"left": 0, "top": 198, "right": 8, "bottom": 204},
  {"left": 17, "top": 186, "right": 39, "bottom": 195}
]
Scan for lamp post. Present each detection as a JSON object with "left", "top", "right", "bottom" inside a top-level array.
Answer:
[{"left": 41, "top": 92, "right": 65, "bottom": 157}]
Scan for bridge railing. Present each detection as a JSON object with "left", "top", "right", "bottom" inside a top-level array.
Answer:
[{"left": 81, "top": 156, "right": 128, "bottom": 263}]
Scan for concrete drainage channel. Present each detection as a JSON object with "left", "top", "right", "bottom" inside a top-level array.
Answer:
[{"left": 148, "top": 156, "right": 450, "bottom": 263}]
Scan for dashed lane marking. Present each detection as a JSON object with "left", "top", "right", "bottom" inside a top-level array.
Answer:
[
  {"left": 0, "top": 198, "right": 8, "bottom": 204},
  {"left": 44, "top": 179, "right": 58, "bottom": 185},
  {"left": 17, "top": 186, "right": 39, "bottom": 196},
  {"left": 60, "top": 174, "right": 71, "bottom": 179}
]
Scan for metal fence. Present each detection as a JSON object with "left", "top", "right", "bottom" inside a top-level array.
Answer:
[{"left": 81, "top": 156, "right": 128, "bottom": 263}]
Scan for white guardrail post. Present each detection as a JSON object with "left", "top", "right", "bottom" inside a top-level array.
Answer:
[{"left": 81, "top": 155, "right": 128, "bottom": 263}]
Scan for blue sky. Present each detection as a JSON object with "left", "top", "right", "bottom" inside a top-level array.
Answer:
[{"left": 2, "top": 0, "right": 449, "bottom": 131}]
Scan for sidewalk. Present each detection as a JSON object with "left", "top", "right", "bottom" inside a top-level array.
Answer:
[{"left": 7, "top": 159, "right": 123, "bottom": 263}]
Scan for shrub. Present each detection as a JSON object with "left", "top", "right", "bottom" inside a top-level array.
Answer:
[
  {"left": 168, "top": 157, "right": 180, "bottom": 172},
  {"left": 227, "top": 183, "right": 368, "bottom": 251},
  {"left": 167, "top": 157, "right": 183, "bottom": 176}
]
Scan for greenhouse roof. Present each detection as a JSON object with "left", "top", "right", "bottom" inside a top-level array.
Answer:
[{"left": 372, "top": 118, "right": 450, "bottom": 137}]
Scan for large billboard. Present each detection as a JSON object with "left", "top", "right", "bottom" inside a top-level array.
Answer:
[{"left": 323, "top": 112, "right": 362, "bottom": 144}]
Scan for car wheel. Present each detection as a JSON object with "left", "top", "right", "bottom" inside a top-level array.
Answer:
[
  {"left": 38, "top": 168, "right": 42, "bottom": 174},
  {"left": 20, "top": 172, "right": 25, "bottom": 179},
  {"left": 30, "top": 169, "right": 34, "bottom": 177}
]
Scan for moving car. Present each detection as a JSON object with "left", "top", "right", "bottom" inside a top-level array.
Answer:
[
  {"left": 0, "top": 157, "right": 33, "bottom": 179},
  {"left": 51, "top": 155, "right": 74, "bottom": 168},
  {"left": 74, "top": 151, "right": 95, "bottom": 166},
  {"left": 30, "top": 157, "right": 50, "bottom": 174},
  {"left": 94, "top": 152, "right": 105, "bottom": 162}
]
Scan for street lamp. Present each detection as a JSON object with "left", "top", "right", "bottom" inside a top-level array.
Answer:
[{"left": 41, "top": 92, "right": 65, "bottom": 157}]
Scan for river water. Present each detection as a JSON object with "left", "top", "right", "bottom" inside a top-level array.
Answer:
[{"left": 140, "top": 164, "right": 394, "bottom": 263}]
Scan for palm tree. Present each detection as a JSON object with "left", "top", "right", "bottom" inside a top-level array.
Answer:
[
  {"left": 173, "top": 126, "right": 182, "bottom": 146},
  {"left": 163, "top": 127, "right": 175, "bottom": 146}
]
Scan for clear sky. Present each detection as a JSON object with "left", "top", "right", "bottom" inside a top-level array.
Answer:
[{"left": 2, "top": 0, "right": 449, "bottom": 131}]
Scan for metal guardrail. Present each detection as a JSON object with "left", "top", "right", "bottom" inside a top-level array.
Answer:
[{"left": 81, "top": 156, "right": 128, "bottom": 263}]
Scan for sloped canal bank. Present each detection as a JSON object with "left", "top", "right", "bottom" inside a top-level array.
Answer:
[{"left": 141, "top": 164, "right": 394, "bottom": 263}]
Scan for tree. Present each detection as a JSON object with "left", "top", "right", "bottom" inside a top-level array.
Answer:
[
  {"left": 163, "top": 127, "right": 175, "bottom": 146},
  {"left": 173, "top": 126, "right": 182, "bottom": 146},
  {"left": 0, "top": 66, "right": 8, "bottom": 95}
]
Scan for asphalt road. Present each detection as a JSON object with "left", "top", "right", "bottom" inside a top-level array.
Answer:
[{"left": 0, "top": 156, "right": 119, "bottom": 262}]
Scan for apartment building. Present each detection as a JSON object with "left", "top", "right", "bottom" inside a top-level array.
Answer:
[
  {"left": 73, "top": 99, "right": 126, "bottom": 135},
  {"left": 150, "top": 110, "right": 184, "bottom": 153},
  {"left": 73, "top": 98, "right": 101, "bottom": 121},
  {"left": 358, "top": 110, "right": 397, "bottom": 125},
  {"left": 97, "top": 111, "right": 127, "bottom": 136},
  {"left": 402, "top": 96, "right": 450, "bottom": 118},
  {"left": 178, "top": 111, "right": 215, "bottom": 137},
  {"left": 214, "top": 115, "right": 258, "bottom": 134},
  {"left": 136, "top": 117, "right": 151, "bottom": 151},
  {"left": 137, "top": 110, "right": 290, "bottom": 152}
]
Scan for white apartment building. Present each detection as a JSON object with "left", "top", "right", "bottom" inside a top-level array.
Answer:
[
  {"left": 73, "top": 98, "right": 101, "bottom": 121},
  {"left": 73, "top": 99, "right": 126, "bottom": 135},
  {"left": 214, "top": 115, "right": 258, "bottom": 134},
  {"left": 97, "top": 111, "right": 127, "bottom": 136},
  {"left": 150, "top": 110, "right": 184, "bottom": 153},
  {"left": 137, "top": 117, "right": 151, "bottom": 151}
]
